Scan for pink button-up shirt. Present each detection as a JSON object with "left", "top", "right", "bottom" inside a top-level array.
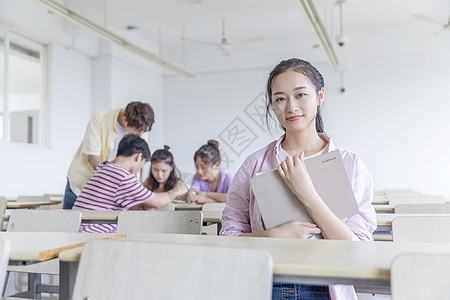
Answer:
[{"left": 220, "top": 134, "right": 377, "bottom": 300}]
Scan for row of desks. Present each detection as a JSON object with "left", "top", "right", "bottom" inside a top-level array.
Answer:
[
  {"left": 3, "top": 209, "right": 421, "bottom": 230},
  {"left": 2, "top": 209, "right": 222, "bottom": 224},
  {"left": 6, "top": 201, "right": 59, "bottom": 209},
  {"left": 2, "top": 231, "right": 450, "bottom": 299}
]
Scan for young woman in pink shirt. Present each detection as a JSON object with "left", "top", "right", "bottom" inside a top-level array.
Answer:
[{"left": 220, "top": 58, "right": 376, "bottom": 300}]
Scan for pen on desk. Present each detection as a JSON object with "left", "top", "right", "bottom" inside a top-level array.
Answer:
[{"left": 38, "top": 234, "right": 128, "bottom": 261}]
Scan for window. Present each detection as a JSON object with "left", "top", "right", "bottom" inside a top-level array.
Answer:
[{"left": 0, "top": 28, "right": 47, "bottom": 145}]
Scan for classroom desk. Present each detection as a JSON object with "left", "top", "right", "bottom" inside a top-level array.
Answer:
[
  {"left": 173, "top": 202, "right": 203, "bottom": 210},
  {"left": 80, "top": 210, "right": 221, "bottom": 223},
  {"left": 58, "top": 233, "right": 450, "bottom": 299},
  {"left": 0, "top": 232, "right": 120, "bottom": 299},
  {"left": 371, "top": 198, "right": 389, "bottom": 205},
  {"left": 0, "top": 232, "right": 117, "bottom": 261},
  {"left": 6, "top": 201, "right": 58, "bottom": 209},
  {"left": 374, "top": 205, "right": 394, "bottom": 213},
  {"left": 376, "top": 213, "right": 450, "bottom": 231},
  {"left": 2, "top": 210, "right": 222, "bottom": 225}
]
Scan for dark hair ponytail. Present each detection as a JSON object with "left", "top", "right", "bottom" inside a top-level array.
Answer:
[
  {"left": 194, "top": 140, "right": 221, "bottom": 166},
  {"left": 265, "top": 58, "right": 325, "bottom": 133}
]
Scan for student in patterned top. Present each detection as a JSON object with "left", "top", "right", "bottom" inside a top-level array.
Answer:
[{"left": 73, "top": 134, "right": 171, "bottom": 233}]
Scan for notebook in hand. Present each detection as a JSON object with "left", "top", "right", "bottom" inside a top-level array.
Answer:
[{"left": 249, "top": 150, "right": 359, "bottom": 229}]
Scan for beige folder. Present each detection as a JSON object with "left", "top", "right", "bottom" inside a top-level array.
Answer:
[{"left": 250, "top": 150, "right": 359, "bottom": 229}]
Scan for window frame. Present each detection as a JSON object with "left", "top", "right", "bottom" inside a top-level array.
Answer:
[{"left": 0, "top": 26, "right": 49, "bottom": 147}]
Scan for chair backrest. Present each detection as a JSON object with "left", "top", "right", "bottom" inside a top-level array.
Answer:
[
  {"left": 388, "top": 196, "right": 446, "bottom": 206},
  {"left": 43, "top": 194, "right": 64, "bottom": 200},
  {"left": 391, "top": 253, "right": 450, "bottom": 300},
  {"left": 16, "top": 195, "right": 51, "bottom": 202},
  {"left": 392, "top": 216, "right": 450, "bottom": 242},
  {"left": 395, "top": 203, "right": 450, "bottom": 214},
  {"left": 7, "top": 210, "right": 82, "bottom": 232},
  {"left": 383, "top": 189, "right": 420, "bottom": 196},
  {"left": 202, "top": 202, "right": 226, "bottom": 212},
  {"left": 72, "top": 239, "right": 273, "bottom": 300},
  {"left": 117, "top": 211, "right": 203, "bottom": 234},
  {"left": 0, "top": 197, "right": 8, "bottom": 228},
  {"left": 0, "top": 237, "right": 11, "bottom": 294}
]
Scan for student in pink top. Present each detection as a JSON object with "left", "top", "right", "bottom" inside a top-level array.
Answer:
[
  {"left": 187, "top": 140, "right": 233, "bottom": 203},
  {"left": 220, "top": 58, "right": 376, "bottom": 300},
  {"left": 73, "top": 134, "right": 172, "bottom": 233}
]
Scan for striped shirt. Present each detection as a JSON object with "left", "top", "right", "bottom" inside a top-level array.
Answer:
[{"left": 73, "top": 162, "right": 153, "bottom": 233}]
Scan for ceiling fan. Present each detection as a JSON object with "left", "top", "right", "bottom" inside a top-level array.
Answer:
[
  {"left": 181, "top": 19, "right": 264, "bottom": 56},
  {"left": 413, "top": 1, "right": 450, "bottom": 35}
]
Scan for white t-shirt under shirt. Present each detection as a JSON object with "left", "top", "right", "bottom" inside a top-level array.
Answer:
[{"left": 108, "top": 120, "right": 127, "bottom": 161}]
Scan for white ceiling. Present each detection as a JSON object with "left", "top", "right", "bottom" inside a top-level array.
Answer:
[
  {"left": 62, "top": 0, "right": 450, "bottom": 39},
  {"left": 59, "top": 0, "right": 450, "bottom": 70}
]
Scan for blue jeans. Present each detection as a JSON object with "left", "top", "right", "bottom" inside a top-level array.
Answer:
[
  {"left": 272, "top": 282, "right": 331, "bottom": 300},
  {"left": 63, "top": 179, "right": 77, "bottom": 209}
]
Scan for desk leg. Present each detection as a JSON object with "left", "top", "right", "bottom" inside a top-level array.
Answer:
[{"left": 59, "top": 261, "right": 78, "bottom": 300}]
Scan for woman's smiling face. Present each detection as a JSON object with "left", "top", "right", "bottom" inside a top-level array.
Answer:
[{"left": 271, "top": 70, "right": 323, "bottom": 133}]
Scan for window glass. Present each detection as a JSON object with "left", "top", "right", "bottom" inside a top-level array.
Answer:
[
  {"left": 8, "top": 33, "right": 43, "bottom": 144},
  {"left": 0, "top": 28, "right": 46, "bottom": 145}
]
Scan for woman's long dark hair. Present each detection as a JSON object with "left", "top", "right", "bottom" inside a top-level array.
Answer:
[
  {"left": 143, "top": 145, "right": 180, "bottom": 192},
  {"left": 265, "top": 58, "right": 325, "bottom": 133}
]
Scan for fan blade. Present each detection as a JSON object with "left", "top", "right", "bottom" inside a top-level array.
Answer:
[
  {"left": 413, "top": 14, "right": 445, "bottom": 27},
  {"left": 231, "top": 36, "right": 264, "bottom": 46},
  {"left": 180, "top": 37, "right": 217, "bottom": 46}
]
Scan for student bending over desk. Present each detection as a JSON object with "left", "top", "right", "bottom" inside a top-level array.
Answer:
[
  {"left": 73, "top": 134, "right": 171, "bottom": 233},
  {"left": 64, "top": 101, "right": 155, "bottom": 209},
  {"left": 143, "top": 145, "right": 188, "bottom": 200},
  {"left": 220, "top": 58, "right": 377, "bottom": 300},
  {"left": 187, "top": 140, "right": 233, "bottom": 203}
]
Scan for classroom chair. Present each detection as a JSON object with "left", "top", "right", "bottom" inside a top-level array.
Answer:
[
  {"left": 3, "top": 210, "right": 82, "bottom": 298},
  {"left": 383, "top": 189, "right": 420, "bottom": 196},
  {"left": 391, "top": 253, "right": 450, "bottom": 300},
  {"left": 43, "top": 194, "right": 63, "bottom": 201},
  {"left": 394, "top": 203, "right": 450, "bottom": 214},
  {"left": 392, "top": 216, "right": 450, "bottom": 243},
  {"left": 72, "top": 239, "right": 273, "bottom": 300},
  {"left": 201, "top": 202, "right": 226, "bottom": 235},
  {"left": 202, "top": 202, "right": 226, "bottom": 211},
  {"left": 0, "top": 237, "right": 11, "bottom": 296},
  {"left": 117, "top": 211, "right": 203, "bottom": 234},
  {"left": 0, "top": 197, "right": 8, "bottom": 231},
  {"left": 358, "top": 215, "right": 450, "bottom": 296},
  {"left": 388, "top": 195, "right": 446, "bottom": 207}
]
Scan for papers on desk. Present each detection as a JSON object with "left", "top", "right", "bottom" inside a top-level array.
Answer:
[{"left": 250, "top": 150, "right": 359, "bottom": 229}]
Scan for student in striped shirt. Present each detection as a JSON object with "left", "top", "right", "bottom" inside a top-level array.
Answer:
[{"left": 73, "top": 134, "right": 171, "bottom": 233}]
